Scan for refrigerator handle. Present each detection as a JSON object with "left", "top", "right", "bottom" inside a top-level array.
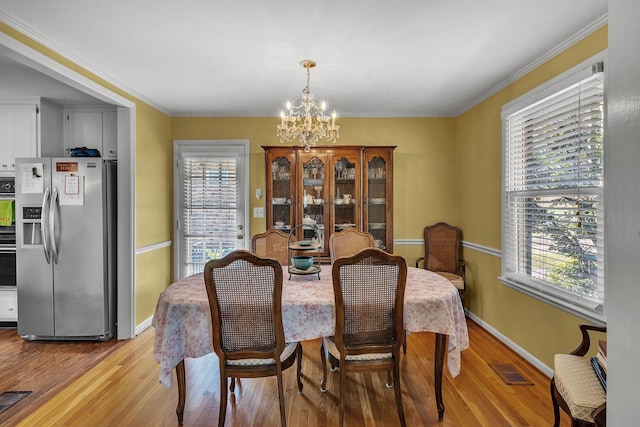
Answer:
[
  {"left": 41, "top": 187, "right": 52, "bottom": 264},
  {"left": 50, "top": 187, "right": 59, "bottom": 264}
]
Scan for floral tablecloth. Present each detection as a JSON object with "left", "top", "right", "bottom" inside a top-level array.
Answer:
[{"left": 152, "top": 266, "right": 469, "bottom": 387}]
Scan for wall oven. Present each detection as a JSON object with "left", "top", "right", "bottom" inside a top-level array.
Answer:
[{"left": 0, "top": 178, "right": 16, "bottom": 287}]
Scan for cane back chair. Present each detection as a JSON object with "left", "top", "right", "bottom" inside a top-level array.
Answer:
[
  {"left": 329, "top": 227, "right": 375, "bottom": 263},
  {"left": 203, "top": 250, "right": 303, "bottom": 427},
  {"left": 320, "top": 247, "right": 408, "bottom": 427}
]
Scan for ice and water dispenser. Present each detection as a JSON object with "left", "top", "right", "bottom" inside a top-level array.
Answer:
[{"left": 21, "top": 206, "right": 43, "bottom": 246}]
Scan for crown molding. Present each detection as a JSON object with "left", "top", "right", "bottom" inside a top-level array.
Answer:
[{"left": 457, "top": 13, "right": 608, "bottom": 116}]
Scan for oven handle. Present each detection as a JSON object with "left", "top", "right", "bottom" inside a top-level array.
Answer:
[
  {"left": 42, "top": 187, "right": 52, "bottom": 264},
  {"left": 0, "top": 247, "right": 16, "bottom": 253}
]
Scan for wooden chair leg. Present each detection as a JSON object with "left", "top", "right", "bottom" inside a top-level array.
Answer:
[
  {"left": 393, "top": 357, "right": 406, "bottom": 427},
  {"left": 403, "top": 331, "right": 407, "bottom": 354},
  {"left": 320, "top": 340, "right": 328, "bottom": 392},
  {"left": 550, "top": 377, "right": 561, "bottom": 427},
  {"left": 339, "top": 361, "right": 347, "bottom": 427},
  {"left": 386, "top": 370, "right": 393, "bottom": 388},
  {"left": 218, "top": 370, "right": 228, "bottom": 427},
  {"left": 276, "top": 366, "right": 287, "bottom": 427},
  {"left": 296, "top": 343, "right": 303, "bottom": 394}
]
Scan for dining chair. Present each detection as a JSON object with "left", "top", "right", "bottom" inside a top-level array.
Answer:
[
  {"left": 551, "top": 323, "right": 606, "bottom": 427},
  {"left": 328, "top": 227, "right": 375, "bottom": 263},
  {"left": 251, "top": 228, "right": 290, "bottom": 266},
  {"left": 203, "top": 250, "right": 303, "bottom": 427},
  {"left": 320, "top": 247, "right": 408, "bottom": 427},
  {"left": 415, "top": 222, "right": 466, "bottom": 304}
]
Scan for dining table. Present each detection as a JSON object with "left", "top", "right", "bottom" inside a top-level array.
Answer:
[{"left": 152, "top": 265, "right": 469, "bottom": 424}]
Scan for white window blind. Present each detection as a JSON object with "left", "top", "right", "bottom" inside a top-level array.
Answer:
[
  {"left": 180, "top": 155, "right": 239, "bottom": 276},
  {"left": 502, "top": 62, "right": 605, "bottom": 313}
]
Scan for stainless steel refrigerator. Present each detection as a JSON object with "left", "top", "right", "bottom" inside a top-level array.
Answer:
[{"left": 15, "top": 157, "right": 117, "bottom": 340}]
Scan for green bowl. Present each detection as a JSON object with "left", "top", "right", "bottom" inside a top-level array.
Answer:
[
  {"left": 296, "top": 240, "right": 314, "bottom": 247},
  {"left": 292, "top": 255, "right": 313, "bottom": 270}
]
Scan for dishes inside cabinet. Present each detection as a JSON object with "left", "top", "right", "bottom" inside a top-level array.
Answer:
[
  {"left": 369, "top": 198, "right": 385, "bottom": 204},
  {"left": 368, "top": 223, "right": 385, "bottom": 229}
]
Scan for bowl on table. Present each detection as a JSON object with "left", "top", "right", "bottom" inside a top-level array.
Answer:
[
  {"left": 292, "top": 255, "right": 314, "bottom": 270},
  {"left": 296, "top": 240, "right": 314, "bottom": 247}
]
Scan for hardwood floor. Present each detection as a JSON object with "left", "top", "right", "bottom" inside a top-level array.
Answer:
[
  {"left": 0, "top": 328, "right": 126, "bottom": 426},
  {"left": 1, "top": 319, "right": 570, "bottom": 426}
]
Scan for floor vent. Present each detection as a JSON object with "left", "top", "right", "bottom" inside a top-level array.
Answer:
[
  {"left": 489, "top": 363, "right": 534, "bottom": 386},
  {"left": 0, "top": 391, "right": 32, "bottom": 415}
]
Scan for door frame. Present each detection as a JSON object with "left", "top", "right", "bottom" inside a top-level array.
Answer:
[{"left": 173, "top": 139, "right": 250, "bottom": 281}]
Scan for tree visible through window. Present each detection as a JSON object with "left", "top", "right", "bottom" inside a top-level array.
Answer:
[{"left": 502, "top": 60, "right": 605, "bottom": 316}]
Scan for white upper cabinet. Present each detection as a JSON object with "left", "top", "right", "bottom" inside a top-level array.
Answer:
[
  {"left": 0, "top": 99, "right": 63, "bottom": 175},
  {"left": 64, "top": 107, "right": 117, "bottom": 159},
  {"left": 0, "top": 104, "right": 37, "bottom": 173}
]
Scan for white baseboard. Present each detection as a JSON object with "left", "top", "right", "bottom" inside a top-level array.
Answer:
[
  {"left": 465, "top": 310, "right": 554, "bottom": 378},
  {"left": 134, "top": 315, "right": 153, "bottom": 336}
]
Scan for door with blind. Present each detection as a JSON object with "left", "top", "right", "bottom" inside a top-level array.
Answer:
[{"left": 174, "top": 140, "right": 249, "bottom": 280}]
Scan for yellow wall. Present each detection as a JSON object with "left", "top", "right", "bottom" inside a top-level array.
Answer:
[
  {"left": 457, "top": 26, "right": 608, "bottom": 367},
  {"left": 170, "top": 117, "right": 459, "bottom": 263},
  {"left": 134, "top": 104, "right": 172, "bottom": 324}
]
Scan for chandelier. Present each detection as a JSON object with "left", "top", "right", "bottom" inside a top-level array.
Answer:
[{"left": 277, "top": 59, "right": 339, "bottom": 152}]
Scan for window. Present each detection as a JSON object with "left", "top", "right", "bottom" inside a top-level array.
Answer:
[
  {"left": 501, "top": 55, "right": 605, "bottom": 323},
  {"left": 174, "top": 141, "right": 249, "bottom": 279}
]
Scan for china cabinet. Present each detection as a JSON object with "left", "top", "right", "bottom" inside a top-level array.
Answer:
[{"left": 263, "top": 145, "right": 395, "bottom": 261}]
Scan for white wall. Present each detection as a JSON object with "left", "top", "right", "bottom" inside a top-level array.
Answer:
[{"left": 605, "top": 0, "right": 640, "bottom": 423}]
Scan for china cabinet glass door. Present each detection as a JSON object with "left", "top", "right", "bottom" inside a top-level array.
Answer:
[
  {"left": 364, "top": 147, "right": 393, "bottom": 253},
  {"left": 267, "top": 153, "right": 294, "bottom": 232},
  {"left": 300, "top": 155, "right": 327, "bottom": 252},
  {"left": 332, "top": 154, "right": 360, "bottom": 233}
]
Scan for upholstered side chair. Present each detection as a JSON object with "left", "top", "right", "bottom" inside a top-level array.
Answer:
[
  {"left": 551, "top": 323, "right": 606, "bottom": 427},
  {"left": 415, "top": 222, "right": 466, "bottom": 304}
]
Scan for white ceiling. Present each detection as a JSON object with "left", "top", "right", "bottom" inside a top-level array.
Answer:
[{"left": 0, "top": 0, "right": 608, "bottom": 117}]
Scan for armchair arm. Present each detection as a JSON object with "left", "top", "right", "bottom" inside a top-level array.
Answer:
[
  {"left": 570, "top": 323, "right": 607, "bottom": 357},
  {"left": 416, "top": 257, "right": 425, "bottom": 268},
  {"left": 459, "top": 259, "right": 466, "bottom": 280}
]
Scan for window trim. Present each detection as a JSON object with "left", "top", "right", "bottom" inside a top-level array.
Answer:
[{"left": 499, "top": 51, "right": 607, "bottom": 325}]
